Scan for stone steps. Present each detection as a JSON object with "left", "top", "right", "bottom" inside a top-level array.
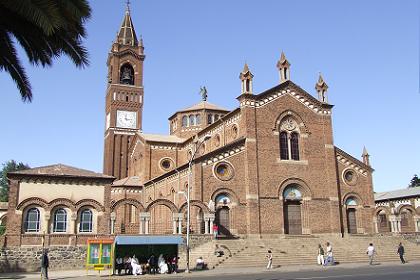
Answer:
[{"left": 183, "top": 235, "right": 420, "bottom": 269}]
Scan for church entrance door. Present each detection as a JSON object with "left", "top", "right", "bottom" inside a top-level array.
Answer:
[
  {"left": 216, "top": 207, "right": 230, "bottom": 236},
  {"left": 347, "top": 208, "right": 357, "bottom": 234},
  {"left": 284, "top": 201, "right": 302, "bottom": 235}
]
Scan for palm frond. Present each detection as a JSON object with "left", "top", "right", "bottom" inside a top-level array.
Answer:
[{"left": 0, "top": 30, "right": 32, "bottom": 102}]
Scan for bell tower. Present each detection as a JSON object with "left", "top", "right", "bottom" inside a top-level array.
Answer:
[{"left": 103, "top": 5, "right": 145, "bottom": 179}]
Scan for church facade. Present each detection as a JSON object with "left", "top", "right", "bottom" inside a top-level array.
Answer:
[
  {"left": 3, "top": 7, "right": 379, "bottom": 253},
  {"left": 103, "top": 8, "right": 376, "bottom": 238}
]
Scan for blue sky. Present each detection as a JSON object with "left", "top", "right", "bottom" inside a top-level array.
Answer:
[{"left": 0, "top": 0, "right": 419, "bottom": 192}]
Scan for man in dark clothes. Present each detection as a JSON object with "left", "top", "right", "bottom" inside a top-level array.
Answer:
[
  {"left": 41, "top": 249, "right": 49, "bottom": 280},
  {"left": 148, "top": 254, "right": 157, "bottom": 274},
  {"left": 397, "top": 242, "right": 406, "bottom": 264}
]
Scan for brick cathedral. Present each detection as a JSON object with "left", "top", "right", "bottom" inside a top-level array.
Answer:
[{"left": 4, "top": 6, "right": 379, "bottom": 262}]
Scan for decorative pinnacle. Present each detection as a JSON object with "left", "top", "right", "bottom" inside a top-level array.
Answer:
[
  {"left": 316, "top": 72, "right": 328, "bottom": 90},
  {"left": 362, "top": 146, "right": 369, "bottom": 156},
  {"left": 243, "top": 63, "right": 249, "bottom": 73},
  {"left": 277, "top": 51, "right": 290, "bottom": 68}
]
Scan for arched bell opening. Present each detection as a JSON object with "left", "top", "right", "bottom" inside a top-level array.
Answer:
[{"left": 120, "top": 63, "right": 134, "bottom": 85}]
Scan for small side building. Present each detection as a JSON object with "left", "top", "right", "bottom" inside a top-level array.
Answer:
[
  {"left": 374, "top": 187, "right": 420, "bottom": 233},
  {"left": 1, "top": 164, "right": 114, "bottom": 272}
]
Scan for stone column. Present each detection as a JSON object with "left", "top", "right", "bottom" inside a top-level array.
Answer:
[
  {"left": 356, "top": 206, "right": 364, "bottom": 234},
  {"left": 203, "top": 213, "right": 214, "bottom": 234},
  {"left": 204, "top": 218, "right": 209, "bottom": 234},
  {"left": 172, "top": 213, "right": 183, "bottom": 235},
  {"left": 209, "top": 214, "right": 215, "bottom": 234},
  {"left": 301, "top": 198, "right": 311, "bottom": 235},
  {"left": 414, "top": 216, "right": 420, "bottom": 232},
  {"left": 110, "top": 212, "right": 116, "bottom": 235},
  {"left": 373, "top": 217, "right": 378, "bottom": 233},
  {"left": 396, "top": 217, "right": 402, "bottom": 233},
  {"left": 139, "top": 212, "right": 150, "bottom": 235}
]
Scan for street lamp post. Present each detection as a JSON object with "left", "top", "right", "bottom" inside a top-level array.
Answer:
[{"left": 184, "top": 134, "right": 210, "bottom": 273}]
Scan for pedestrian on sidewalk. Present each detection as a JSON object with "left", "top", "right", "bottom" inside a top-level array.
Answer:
[
  {"left": 366, "top": 243, "right": 376, "bottom": 265},
  {"left": 317, "top": 244, "right": 325, "bottom": 266},
  {"left": 397, "top": 242, "right": 406, "bottom": 264},
  {"left": 41, "top": 248, "right": 49, "bottom": 280},
  {"left": 266, "top": 250, "right": 273, "bottom": 269}
]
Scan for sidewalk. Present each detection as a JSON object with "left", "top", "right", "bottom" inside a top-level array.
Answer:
[{"left": 2, "top": 260, "right": 419, "bottom": 279}]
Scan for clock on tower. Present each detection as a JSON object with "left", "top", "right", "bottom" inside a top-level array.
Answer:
[{"left": 103, "top": 7, "right": 145, "bottom": 179}]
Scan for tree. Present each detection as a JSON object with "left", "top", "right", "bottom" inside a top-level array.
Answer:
[
  {"left": 408, "top": 174, "right": 420, "bottom": 188},
  {"left": 0, "top": 160, "right": 30, "bottom": 202},
  {"left": 0, "top": 0, "right": 91, "bottom": 102}
]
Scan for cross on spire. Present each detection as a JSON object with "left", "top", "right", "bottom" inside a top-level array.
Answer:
[{"left": 126, "top": 0, "right": 131, "bottom": 11}]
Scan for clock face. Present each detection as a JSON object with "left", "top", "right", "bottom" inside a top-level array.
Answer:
[{"left": 116, "top": 110, "right": 137, "bottom": 129}]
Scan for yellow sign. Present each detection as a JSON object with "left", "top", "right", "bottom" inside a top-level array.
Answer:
[{"left": 93, "top": 264, "right": 105, "bottom": 270}]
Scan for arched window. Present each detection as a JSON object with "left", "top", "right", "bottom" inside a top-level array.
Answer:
[
  {"left": 182, "top": 116, "right": 188, "bottom": 127},
  {"left": 79, "top": 209, "right": 93, "bottom": 233},
  {"left": 207, "top": 114, "right": 213, "bottom": 125},
  {"left": 196, "top": 114, "right": 201, "bottom": 125},
  {"left": 120, "top": 64, "right": 134, "bottom": 85},
  {"left": 290, "top": 132, "right": 300, "bottom": 160},
  {"left": 24, "top": 208, "right": 40, "bottom": 233},
  {"left": 53, "top": 208, "right": 67, "bottom": 233},
  {"left": 215, "top": 114, "right": 220, "bottom": 121},
  {"left": 279, "top": 132, "right": 289, "bottom": 160},
  {"left": 279, "top": 117, "right": 300, "bottom": 161},
  {"left": 215, "top": 194, "right": 231, "bottom": 205},
  {"left": 189, "top": 115, "right": 196, "bottom": 126},
  {"left": 245, "top": 80, "right": 250, "bottom": 92},
  {"left": 345, "top": 197, "right": 358, "bottom": 206},
  {"left": 283, "top": 185, "right": 302, "bottom": 200}
]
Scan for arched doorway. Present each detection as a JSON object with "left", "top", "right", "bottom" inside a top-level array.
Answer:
[
  {"left": 283, "top": 185, "right": 302, "bottom": 235},
  {"left": 345, "top": 197, "right": 358, "bottom": 234},
  {"left": 377, "top": 210, "right": 390, "bottom": 233},
  {"left": 400, "top": 208, "right": 414, "bottom": 232},
  {"left": 215, "top": 194, "right": 231, "bottom": 236}
]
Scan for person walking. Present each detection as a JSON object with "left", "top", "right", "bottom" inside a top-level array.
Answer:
[
  {"left": 317, "top": 244, "right": 325, "bottom": 266},
  {"left": 366, "top": 243, "right": 376, "bottom": 265},
  {"left": 397, "top": 242, "right": 406, "bottom": 264},
  {"left": 266, "top": 250, "right": 273, "bottom": 269},
  {"left": 41, "top": 249, "right": 49, "bottom": 280},
  {"left": 213, "top": 224, "right": 219, "bottom": 239}
]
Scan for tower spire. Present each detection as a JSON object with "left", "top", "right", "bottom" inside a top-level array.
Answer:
[
  {"left": 276, "top": 51, "right": 290, "bottom": 83},
  {"left": 315, "top": 73, "right": 329, "bottom": 103},
  {"left": 239, "top": 62, "right": 254, "bottom": 94},
  {"left": 362, "top": 146, "right": 370, "bottom": 166},
  {"left": 117, "top": 2, "right": 138, "bottom": 46}
]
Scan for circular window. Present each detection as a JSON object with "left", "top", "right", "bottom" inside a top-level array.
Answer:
[
  {"left": 160, "top": 158, "right": 173, "bottom": 171},
  {"left": 343, "top": 169, "right": 357, "bottom": 185},
  {"left": 214, "top": 162, "right": 234, "bottom": 181}
]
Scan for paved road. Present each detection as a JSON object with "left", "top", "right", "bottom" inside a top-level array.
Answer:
[{"left": 3, "top": 262, "right": 419, "bottom": 280}]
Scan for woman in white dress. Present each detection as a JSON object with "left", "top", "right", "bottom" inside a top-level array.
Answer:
[
  {"left": 158, "top": 254, "right": 169, "bottom": 274},
  {"left": 131, "top": 255, "right": 142, "bottom": 275}
]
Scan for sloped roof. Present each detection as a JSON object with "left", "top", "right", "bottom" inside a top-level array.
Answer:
[
  {"left": 8, "top": 164, "right": 114, "bottom": 179},
  {"left": 375, "top": 187, "right": 420, "bottom": 201},
  {"left": 139, "top": 133, "right": 185, "bottom": 143},
  {"left": 113, "top": 176, "right": 143, "bottom": 187},
  {"left": 175, "top": 100, "right": 229, "bottom": 114}
]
